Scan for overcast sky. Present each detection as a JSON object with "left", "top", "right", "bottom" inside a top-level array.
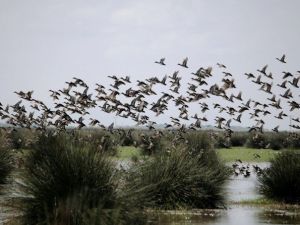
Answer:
[{"left": 0, "top": 0, "right": 299, "bottom": 129}]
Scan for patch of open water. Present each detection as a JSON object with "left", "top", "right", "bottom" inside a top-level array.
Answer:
[
  {"left": 1, "top": 162, "right": 299, "bottom": 224},
  {"left": 154, "top": 162, "right": 300, "bottom": 225}
]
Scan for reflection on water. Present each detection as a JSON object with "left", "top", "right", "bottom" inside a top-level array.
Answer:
[
  {"left": 153, "top": 206, "right": 300, "bottom": 225},
  {"left": 0, "top": 174, "right": 26, "bottom": 224},
  {"left": 153, "top": 162, "right": 300, "bottom": 225},
  {"left": 1, "top": 163, "right": 300, "bottom": 224},
  {"left": 226, "top": 162, "right": 270, "bottom": 202}
]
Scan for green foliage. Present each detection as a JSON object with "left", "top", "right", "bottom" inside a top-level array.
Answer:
[
  {"left": 8, "top": 129, "right": 38, "bottom": 149},
  {"left": 0, "top": 130, "right": 13, "bottom": 149},
  {"left": 246, "top": 133, "right": 267, "bottom": 149},
  {"left": 117, "top": 146, "right": 141, "bottom": 159},
  {"left": 217, "top": 147, "right": 278, "bottom": 162},
  {"left": 0, "top": 131, "right": 13, "bottom": 186},
  {"left": 118, "top": 129, "right": 136, "bottom": 146},
  {"left": 183, "top": 131, "right": 214, "bottom": 155},
  {"left": 258, "top": 151, "right": 300, "bottom": 203},
  {"left": 266, "top": 133, "right": 288, "bottom": 150},
  {"left": 0, "top": 147, "right": 13, "bottom": 185},
  {"left": 242, "top": 132, "right": 300, "bottom": 150},
  {"left": 69, "top": 129, "right": 119, "bottom": 156},
  {"left": 230, "top": 132, "right": 248, "bottom": 147},
  {"left": 214, "top": 133, "right": 230, "bottom": 149},
  {"left": 22, "top": 133, "right": 146, "bottom": 225},
  {"left": 138, "top": 132, "right": 165, "bottom": 155},
  {"left": 285, "top": 133, "right": 300, "bottom": 149},
  {"left": 126, "top": 147, "right": 230, "bottom": 209}
]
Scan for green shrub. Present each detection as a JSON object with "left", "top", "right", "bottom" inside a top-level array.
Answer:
[
  {"left": 246, "top": 133, "right": 267, "bottom": 149},
  {"left": 126, "top": 147, "right": 230, "bottom": 209},
  {"left": 0, "top": 130, "right": 13, "bottom": 149},
  {"left": 0, "top": 147, "right": 13, "bottom": 185},
  {"left": 119, "top": 129, "right": 135, "bottom": 146},
  {"left": 138, "top": 132, "right": 164, "bottom": 155},
  {"left": 8, "top": 129, "right": 38, "bottom": 149},
  {"left": 68, "top": 129, "right": 118, "bottom": 156},
  {"left": 183, "top": 131, "right": 214, "bottom": 154},
  {"left": 230, "top": 132, "right": 248, "bottom": 147},
  {"left": 0, "top": 130, "right": 14, "bottom": 187},
  {"left": 285, "top": 133, "right": 300, "bottom": 149},
  {"left": 212, "top": 132, "right": 230, "bottom": 148},
  {"left": 22, "top": 133, "right": 146, "bottom": 225},
  {"left": 265, "top": 133, "right": 287, "bottom": 150},
  {"left": 258, "top": 151, "right": 300, "bottom": 203}
]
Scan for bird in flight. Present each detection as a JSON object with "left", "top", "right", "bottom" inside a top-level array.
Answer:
[
  {"left": 178, "top": 57, "right": 188, "bottom": 68},
  {"left": 276, "top": 54, "right": 286, "bottom": 63},
  {"left": 155, "top": 58, "right": 166, "bottom": 66}
]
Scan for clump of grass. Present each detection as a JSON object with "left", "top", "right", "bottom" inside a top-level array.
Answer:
[
  {"left": 230, "top": 132, "right": 248, "bottom": 147},
  {"left": 60, "top": 129, "right": 119, "bottom": 156},
  {"left": 285, "top": 133, "right": 300, "bottom": 149},
  {"left": 183, "top": 131, "right": 214, "bottom": 154},
  {"left": 0, "top": 130, "right": 13, "bottom": 149},
  {"left": 117, "top": 146, "right": 141, "bottom": 159},
  {"left": 217, "top": 147, "right": 277, "bottom": 162},
  {"left": 21, "top": 133, "right": 146, "bottom": 225},
  {"left": 0, "top": 147, "right": 13, "bottom": 185},
  {"left": 214, "top": 132, "right": 230, "bottom": 149},
  {"left": 258, "top": 151, "right": 300, "bottom": 204},
  {"left": 126, "top": 145, "right": 230, "bottom": 209},
  {"left": 8, "top": 129, "right": 38, "bottom": 150},
  {"left": 246, "top": 133, "right": 267, "bottom": 149},
  {"left": 119, "top": 129, "right": 136, "bottom": 146},
  {"left": 138, "top": 132, "right": 165, "bottom": 155},
  {"left": 0, "top": 130, "right": 14, "bottom": 187}
]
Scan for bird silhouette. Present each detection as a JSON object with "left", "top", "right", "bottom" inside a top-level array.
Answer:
[
  {"left": 276, "top": 54, "right": 286, "bottom": 63},
  {"left": 272, "top": 125, "right": 279, "bottom": 132},
  {"left": 217, "top": 63, "right": 226, "bottom": 69},
  {"left": 155, "top": 58, "right": 166, "bottom": 66},
  {"left": 1, "top": 54, "right": 299, "bottom": 147},
  {"left": 178, "top": 57, "right": 188, "bottom": 68},
  {"left": 257, "top": 65, "right": 268, "bottom": 75},
  {"left": 289, "top": 76, "right": 299, "bottom": 88}
]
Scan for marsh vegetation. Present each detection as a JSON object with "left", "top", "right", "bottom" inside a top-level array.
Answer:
[{"left": 0, "top": 129, "right": 299, "bottom": 225}]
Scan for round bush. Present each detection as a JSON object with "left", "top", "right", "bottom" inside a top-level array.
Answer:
[
  {"left": 126, "top": 148, "right": 230, "bottom": 209},
  {"left": 22, "top": 133, "right": 146, "bottom": 225},
  {"left": 246, "top": 133, "right": 267, "bottom": 149},
  {"left": 258, "top": 151, "right": 300, "bottom": 203},
  {"left": 230, "top": 132, "right": 248, "bottom": 147},
  {"left": 286, "top": 133, "right": 300, "bottom": 149},
  {"left": 183, "top": 131, "right": 214, "bottom": 154}
]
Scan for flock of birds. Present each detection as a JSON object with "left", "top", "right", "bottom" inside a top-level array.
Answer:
[
  {"left": 0, "top": 55, "right": 299, "bottom": 148},
  {"left": 232, "top": 159, "right": 263, "bottom": 178}
]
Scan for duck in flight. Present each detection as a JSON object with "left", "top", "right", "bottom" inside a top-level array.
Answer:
[
  {"left": 178, "top": 57, "right": 188, "bottom": 68},
  {"left": 276, "top": 54, "right": 286, "bottom": 63},
  {"left": 155, "top": 58, "right": 166, "bottom": 66}
]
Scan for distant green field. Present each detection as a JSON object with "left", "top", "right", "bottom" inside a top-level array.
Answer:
[
  {"left": 116, "top": 146, "right": 141, "bottom": 159},
  {"left": 216, "top": 147, "right": 281, "bottom": 162},
  {"left": 116, "top": 146, "right": 293, "bottom": 162}
]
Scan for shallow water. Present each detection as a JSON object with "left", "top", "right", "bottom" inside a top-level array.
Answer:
[
  {"left": 154, "top": 206, "right": 300, "bottom": 225},
  {"left": 1, "top": 162, "right": 299, "bottom": 224},
  {"left": 226, "top": 162, "right": 270, "bottom": 202},
  {"left": 153, "top": 162, "right": 300, "bottom": 225}
]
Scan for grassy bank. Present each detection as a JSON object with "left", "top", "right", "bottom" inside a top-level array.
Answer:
[
  {"left": 216, "top": 147, "right": 280, "bottom": 162},
  {"left": 116, "top": 146, "right": 141, "bottom": 159},
  {"left": 117, "top": 146, "right": 284, "bottom": 162},
  {"left": 231, "top": 198, "right": 300, "bottom": 210},
  {"left": 11, "top": 146, "right": 297, "bottom": 163}
]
